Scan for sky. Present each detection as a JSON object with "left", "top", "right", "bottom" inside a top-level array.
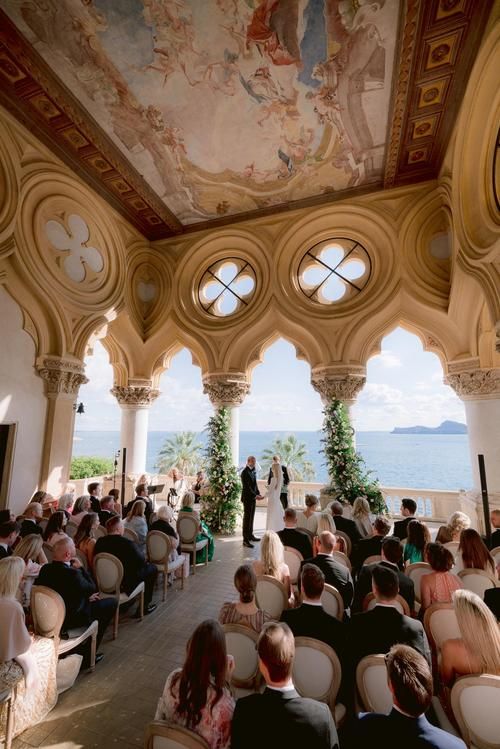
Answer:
[{"left": 76, "top": 327, "right": 466, "bottom": 432}]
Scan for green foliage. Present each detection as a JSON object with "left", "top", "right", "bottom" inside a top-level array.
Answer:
[
  {"left": 155, "top": 431, "right": 204, "bottom": 475},
  {"left": 260, "top": 434, "right": 316, "bottom": 481},
  {"left": 321, "top": 400, "right": 386, "bottom": 514},
  {"left": 70, "top": 456, "right": 114, "bottom": 480},
  {"left": 202, "top": 407, "right": 241, "bottom": 534}
]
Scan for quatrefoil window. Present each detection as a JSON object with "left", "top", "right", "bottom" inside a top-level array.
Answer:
[
  {"left": 298, "top": 238, "right": 371, "bottom": 305},
  {"left": 45, "top": 214, "right": 104, "bottom": 283},
  {"left": 199, "top": 258, "right": 256, "bottom": 317}
]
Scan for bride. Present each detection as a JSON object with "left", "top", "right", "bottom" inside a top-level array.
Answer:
[{"left": 266, "top": 461, "right": 283, "bottom": 531}]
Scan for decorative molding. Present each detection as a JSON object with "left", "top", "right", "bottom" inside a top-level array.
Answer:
[
  {"left": 36, "top": 356, "right": 88, "bottom": 396},
  {"left": 203, "top": 374, "right": 250, "bottom": 407},
  {"left": 445, "top": 368, "right": 500, "bottom": 399},
  {"left": 311, "top": 366, "right": 367, "bottom": 404},
  {"left": 110, "top": 384, "right": 160, "bottom": 406}
]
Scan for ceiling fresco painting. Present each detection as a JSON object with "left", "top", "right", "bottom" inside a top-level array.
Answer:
[{"left": 1, "top": 0, "right": 401, "bottom": 224}]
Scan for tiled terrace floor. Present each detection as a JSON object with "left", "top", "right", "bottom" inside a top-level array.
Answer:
[{"left": 11, "top": 510, "right": 266, "bottom": 749}]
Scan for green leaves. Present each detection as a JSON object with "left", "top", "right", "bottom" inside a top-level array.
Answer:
[
  {"left": 155, "top": 431, "right": 204, "bottom": 475},
  {"left": 260, "top": 434, "right": 316, "bottom": 481},
  {"left": 69, "top": 456, "right": 114, "bottom": 480},
  {"left": 202, "top": 407, "right": 241, "bottom": 534}
]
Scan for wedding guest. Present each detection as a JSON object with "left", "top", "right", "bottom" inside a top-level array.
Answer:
[
  {"left": 485, "top": 586, "right": 500, "bottom": 620},
  {"left": 43, "top": 511, "right": 68, "bottom": 546},
  {"left": 352, "top": 497, "right": 373, "bottom": 538},
  {"left": 156, "top": 619, "right": 235, "bottom": 749},
  {"left": 108, "top": 488, "right": 121, "bottom": 514},
  {"left": 19, "top": 502, "right": 44, "bottom": 538},
  {"left": 489, "top": 509, "right": 500, "bottom": 549},
  {"left": 436, "top": 511, "right": 471, "bottom": 545},
  {"left": 277, "top": 508, "right": 313, "bottom": 560},
  {"left": 124, "top": 484, "right": 153, "bottom": 524},
  {"left": 71, "top": 495, "right": 91, "bottom": 525},
  {"left": 253, "top": 530, "right": 291, "bottom": 600},
  {"left": 124, "top": 500, "right": 148, "bottom": 550},
  {"left": 98, "top": 495, "right": 117, "bottom": 527},
  {"left": 0, "top": 510, "right": 16, "bottom": 524},
  {"left": 150, "top": 505, "right": 179, "bottom": 546},
  {"left": 352, "top": 515, "right": 391, "bottom": 572},
  {"left": 219, "top": 564, "right": 272, "bottom": 633},
  {"left": 316, "top": 512, "right": 337, "bottom": 536},
  {"left": 192, "top": 470, "right": 207, "bottom": 498},
  {"left": 300, "top": 531, "right": 353, "bottom": 609},
  {"left": 13, "top": 534, "right": 48, "bottom": 607},
  {"left": 297, "top": 494, "right": 320, "bottom": 535},
  {"left": 58, "top": 493, "right": 74, "bottom": 520},
  {"left": 420, "top": 543, "right": 461, "bottom": 612},
  {"left": 31, "top": 490, "right": 50, "bottom": 504},
  {"left": 180, "top": 491, "right": 215, "bottom": 562},
  {"left": 87, "top": 482, "right": 102, "bottom": 514},
  {"left": 393, "top": 498, "right": 417, "bottom": 541},
  {"left": 74, "top": 512, "right": 100, "bottom": 566},
  {"left": 435, "top": 525, "right": 453, "bottom": 544},
  {"left": 454, "top": 528, "right": 497, "bottom": 575},
  {"left": 330, "top": 501, "right": 362, "bottom": 547},
  {"left": 404, "top": 520, "right": 431, "bottom": 566},
  {"left": 353, "top": 536, "right": 415, "bottom": 614},
  {"left": 0, "top": 520, "right": 20, "bottom": 559}
]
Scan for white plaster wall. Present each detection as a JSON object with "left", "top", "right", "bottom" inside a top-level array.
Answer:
[{"left": 0, "top": 286, "right": 46, "bottom": 514}]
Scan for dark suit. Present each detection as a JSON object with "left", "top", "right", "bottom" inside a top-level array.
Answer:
[
  {"left": 353, "top": 560, "right": 415, "bottom": 614},
  {"left": 485, "top": 587, "right": 500, "bottom": 620},
  {"left": 393, "top": 515, "right": 415, "bottom": 542},
  {"left": 281, "top": 603, "right": 346, "bottom": 658},
  {"left": 94, "top": 534, "right": 157, "bottom": 607},
  {"left": 332, "top": 515, "right": 362, "bottom": 547},
  {"left": 124, "top": 496, "right": 153, "bottom": 524},
  {"left": 89, "top": 495, "right": 101, "bottom": 514},
  {"left": 489, "top": 528, "right": 500, "bottom": 550},
  {"left": 300, "top": 554, "right": 353, "bottom": 609},
  {"left": 0, "top": 545, "right": 13, "bottom": 559},
  {"left": 278, "top": 527, "right": 313, "bottom": 561},
  {"left": 267, "top": 465, "right": 290, "bottom": 510},
  {"left": 240, "top": 465, "right": 259, "bottom": 542},
  {"left": 348, "top": 605, "right": 431, "bottom": 667},
  {"left": 98, "top": 509, "right": 116, "bottom": 527},
  {"left": 352, "top": 535, "right": 384, "bottom": 572},
  {"left": 232, "top": 687, "right": 338, "bottom": 749},
  {"left": 347, "top": 708, "right": 466, "bottom": 749},
  {"left": 19, "top": 518, "right": 43, "bottom": 539}
]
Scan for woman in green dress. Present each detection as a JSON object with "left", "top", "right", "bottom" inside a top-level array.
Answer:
[
  {"left": 180, "top": 491, "right": 215, "bottom": 562},
  {"left": 404, "top": 519, "right": 431, "bottom": 566}
]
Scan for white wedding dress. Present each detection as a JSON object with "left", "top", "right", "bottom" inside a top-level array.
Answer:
[{"left": 266, "top": 470, "right": 283, "bottom": 531}]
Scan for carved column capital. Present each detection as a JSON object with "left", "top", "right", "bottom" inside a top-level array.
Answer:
[
  {"left": 111, "top": 380, "right": 160, "bottom": 407},
  {"left": 311, "top": 365, "right": 366, "bottom": 405},
  {"left": 36, "top": 356, "right": 88, "bottom": 397},
  {"left": 445, "top": 368, "right": 500, "bottom": 400},
  {"left": 203, "top": 373, "right": 250, "bottom": 407}
]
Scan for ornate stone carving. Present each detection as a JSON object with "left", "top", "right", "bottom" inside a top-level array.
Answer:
[
  {"left": 445, "top": 368, "right": 500, "bottom": 399},
  {"left": 45, "top": 214, "right": 104, "bottom": 283},
  {"left": 203, "top": 374, "right": 250, "bottom": 407},
  {"left": 311, "top": 368, "right": 366, "bottom": 404},
  {"left": 37, "top": 356, "right": 88, "bottom": 396},
  {"left": 111, "top": 384, "right": 160, "bottom": 406}
]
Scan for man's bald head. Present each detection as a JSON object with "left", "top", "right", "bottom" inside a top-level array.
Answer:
[
  {"left": 318, "top": 530, "right": 336, "bottom": 554},
  {"left": 52, "top": 536, "right": 75, "bottom": 562}
]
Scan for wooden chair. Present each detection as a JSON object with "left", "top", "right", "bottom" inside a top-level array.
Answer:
[
  {"left": 42, "top": 542, "right": 54, "bottom": 563},
  {"left": 223, "top": 623, "right": 260, "bottom": 696},
  {"left": 0, "top": 688, "right": 14, "bottom": 749},
  {"left": 283, "top": 546, "right": 303, "bottom": 585},
  {"left": 458, "top": 568, "right": 498, "bottom": 598},
  {"left": 363, "top": 554, "right": 382, "bottom": 566},
  {"left": 94, "top": 552, "right": 144, "bottom": 639},
  {"left": 451, "top": 674, "right": 500, "bottom": 749},
  {"left": 405, "top": 562, "right": 431, "bottom": 604},
  {"left": 144, "top": 721, "right": 210, "bottom": 749},
  {"left": 65, "top": 520, "right": 79, "bottom": 539},
  {"left": 332, "top": 550, "right": 352, "bottom": 572},
  {"left": 147, "top": 530, "right": 185, "bottom": 602},
  {"left": 334, "top": 530, "right": 352, "bottom": 558},
  {"left": 356, "top": 654, "right": 392, "bottom": 714},
  {"left": 177, "top": 512, "right": 208, "bottom": 574},
  {"left": 320, "top": 584, "right": 344, "bottom": 621},
  {"left": 423, "top": 603, "right": 460, "bottom": 669},
  {"left": 255, "top": 575, "right": 288, "bottom": 620},
  {"left": 94, "top": 525, "right": 107, "bottom": 539},
  {"left": 293, "top": 637, "right": 344, "bottom": 723},
  {"left": 123, "top": 526, "right": 139, "bottom": 544},
  {"left": 362, "top": 592, "right": 410, "bottom": 616}
]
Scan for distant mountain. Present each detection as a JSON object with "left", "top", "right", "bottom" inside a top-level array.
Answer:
[{"left": 392, "top": 420, "right": 467, "bottom": 435}]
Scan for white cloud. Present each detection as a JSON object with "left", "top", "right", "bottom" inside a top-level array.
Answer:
[{"left": 375, "top": 350, "right": 402, "bottom": 368}]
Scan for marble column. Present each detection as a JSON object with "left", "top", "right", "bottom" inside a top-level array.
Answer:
[
  {"left": 202, "top": 373, "right": 251, "bottom": 467},
  {"left": 36, "top": 355, "right": 88, "bottom": 495},
  {"left": 111, "top": 382, "right": 160, "bottom": 477},
  {"left": 311, "top": 365, "right": 366, "bottom": 437}
]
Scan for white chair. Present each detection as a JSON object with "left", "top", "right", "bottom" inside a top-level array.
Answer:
[
  {"left": 123, "top": 526, "right": 139, "bottom": 544},
  {"left": 444, "top": 541, "right": 460, "bottom": 558},
  {"left": 147, "top": 530, "right": 185, "bottom": 602},
  {"left": 284, "top": 547, "right": 303, "bottom": 585},
  {"left": 94, "top": 552, "right": 144, "bottom": 639},
  {"left": 94, "top": 525, "right": 107, "bottom": 539},
  {"left": 293, "top": 637, "right": 344, "bottom": 722},
  {"left": 321, "top": 584, "right": 344, "bottom": 621},
  {"left": 42, "top": 542, "right": 54, "bottom": 563},
  {"left": 363, "top": 555, "right": 382, "bottom": 566},
  {"left": 74, "top": 548, "right": 89, "bottom": 571},
  {"left": 451, "top": 674, "right": 500, "bottom": 749},
  {"left": 332, "top": 550, "right": 352, "bottom": 572},
  {"left": 38, "top": 518, "right": 48, "bottom": 533},
  {"left": 255, "top": 575, "right": 288, "bottom": 619},
  {"left": 144, "top": 721, "right": 209, "bottom": 749},
  {"left": 458, "top": 568, "right": 498, "bottom": 597},
  {"left": 65, "top": 520, "right": 79, "bottom": 539},
  {"left": 177, "top": 512, "right": 208, "bottom": 574},
  {"left": 356, "top": 655, "right": 392, "bottom": 714},
  {"left": 334, "top": 530, "right": 352, "bottom": 558},
  {"left": 491, "top": 546, "right": 500, "bottom": 566},
  {"left": 223, "top": 624, "right": 260, "bottom": 696},
  {"left": 363, "top": 592, "right": 410, "bottom": 616},
  {"left": 423, "top": 603, "right": 461, "bottom": 664},
  {"left": 406, "top": 562, "right": 431, "bottom": 604}
]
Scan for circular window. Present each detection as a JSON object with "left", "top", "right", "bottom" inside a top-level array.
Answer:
[
  {"left": 198, "top": 258, "right": 256, "bottom": 317},
  {"left": 298, "top": 238, "right": 371, "bottom": 305}
]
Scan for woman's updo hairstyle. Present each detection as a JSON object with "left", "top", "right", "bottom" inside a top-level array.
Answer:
[{"left": 234, "top": 564, "right": 257, "bottom": 604}]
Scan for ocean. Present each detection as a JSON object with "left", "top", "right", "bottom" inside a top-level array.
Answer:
[{"left": 72, "top": 431, "right": 473, "bottom": 491}]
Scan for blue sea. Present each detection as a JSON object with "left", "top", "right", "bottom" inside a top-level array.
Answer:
[{"left": 72, "top": 431, "right": 473, "bottom": 491}]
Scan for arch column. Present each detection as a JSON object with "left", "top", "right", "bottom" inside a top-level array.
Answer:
[
  {"left": 36, "top": 355, "right": 88, "bottom": 495},
  {"left": 111, "top": 381, "right": 160, "bottom": 477},
  {"left": 202, "top": 373, "right": 251, "bottom": 467},
  {"left": 311, "top": 365, "right": 366, "bottom": 436}
]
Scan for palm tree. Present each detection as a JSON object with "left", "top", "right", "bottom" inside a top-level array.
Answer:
[
  {"left": 155, "top": 431, "right": 204, "bottom": 475},
  {"left": 260, "top": 434, "right": 316, "bottom": 482}
]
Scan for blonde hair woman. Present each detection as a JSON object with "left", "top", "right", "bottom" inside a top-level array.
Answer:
[
  {"left": 297, "top": 494, "right": 320, "bottom": 535},
  {"left": 71, "top": 495, "right": 91, "bottom": 525},
  {"left": 58, "top": 493, "right": 74, "bottom": 519},
  {"left": 252, "top": 530, "right": 291, "bottom": 599},
  {"left": 316, "top": 512, "right": 336, "bottom": 536},
  {"left": 124, "top": 500, "right": 148, "bottom": 549},
  {"left": 352, "top": 496, "right": 373, "bottom": 538},
  {"left": 13, "top": 534, "right": 47, "bottom": 608},
  {"left": 437, "top": 511, "right": 471, "bottom": 544}
]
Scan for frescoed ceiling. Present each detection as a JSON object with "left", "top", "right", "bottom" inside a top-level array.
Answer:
[{"left": 0, "top": 0, "right": 493, "bottom": 238}]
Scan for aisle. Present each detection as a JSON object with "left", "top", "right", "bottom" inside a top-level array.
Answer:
[{"left": 12, "top": 509, "right": 266, "bottom": 749}]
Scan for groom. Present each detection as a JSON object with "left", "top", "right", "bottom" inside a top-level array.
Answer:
[{"left": 241, "top": 456, "right": 263, "bottom": 548}]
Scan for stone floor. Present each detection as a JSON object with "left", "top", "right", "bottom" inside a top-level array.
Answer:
[{"left": 11, "top": 510, "right": 266, "bottom": 749}]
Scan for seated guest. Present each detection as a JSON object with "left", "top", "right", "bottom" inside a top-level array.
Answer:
[
  {"left": 191, "top": 470, "right": 208, "bottom": 499},
  {"left": 489, "top": 509, "right": 500, "bottom": 549},
  {"left": 436, "top": 510, "right": 471, "bottom": 545},
  {"left": 278, "top": 508, "right": 313, "bottom": 560},
  {"left": 349, "top": 565, "right": 430, "bottom": 667},
  {"left": 352, "top": 515, "right": 391, "bottom": 572},
  {"left": 281, "top": 564, "right": 346, "bottom": 657},
  {"left": 95, "top": 516, "right": 157, "bottom": 614},
  {"left": 124, "top": 500, "right": 148, "bottom": 550},
  {"left": 352, "top": 497, "right": 373, "bottom": 538},
  {"left": 454, "top": 527, "right": 497, "bottom": 575},
  {"left": 231, "top": 622, "right": 338, "bottom": 749},
  {"left": 31, "top": 490, "right": 50, "bottom": 504},
  {"left": 13, "top": 534, "right": 48, "bottom": 607},
  {"left": 19, "top": 502, "right": 44, "bottom": 538},
  {"left": 253, "top": 530, "right": 291, "bottom": 600},
  {"left": 404, "top": 520, "right": 431, "bottom": 566},
  {"left": 180, "top": 491, "right": 215, "bottom": 562},
  {"left": 330, "top": 501, "right": 362, "bottom": 547},
  {"left": 108, "top": 488, "right": 121, "bottom": 515},
  {"left": 43, "top": 510, "right": 68, "bottom": 546},
  {"left": 87, "top": 482, "right": 102, "bottom": 514},
  {"left": 353, "top": 537, "right": 415, "bottom": 614},
  {"left": 347, "top": 644, "right": 466, "bottom": 749},
  {"left": 300, "top": 531, "right": 353, "bottom": 610},
  {"left": 0, "top": 557, "right": 58, "bottom": 741},
  {"left": 485, "top": 585, "right": 500, "bottom": 620},
  {"left": 74, "top": 512, "right": 99, "bottom": 566},
  {"left": 219, "top": 564, "right": 272, "bottom": 633},
  {"left": 98, "top": 495, "right": 117, "bottom": 527},
  {"left": 420, "top": 543, "right": 462, "bottom": 612},
  {"left": 435, "top": 525, "right": 453, "bottom": 544},
  {"left": 35, "top": 537, "right": 117, "bottom": 666},
  {"left": 156, "top": 619, "right": 235, "bottom": 749},
  {"left": 58, "top": 493, "right": 74, "bottom": 520},
  {"left": 297, "top": 494, "right": 320, "bottom": 535},
  {"left": 124, "top": 483, "right": 153, "bottom": 524},
  {"left": 150, "top": 505, "right": 179, "bottom": 545},
  {"left": 71, "top": 495, "right": 91, "bottom": 525},
  {"left": 393, "top": 497, "right": 417, "bottom": 541},
  {"left": 316, "top": 512, "right": 337, "bottom": 536},
  {"left": 0, "top": 509, "right": 16, "bottom": 524},
  {"left": 0, "top": 520, "right": 20, "bottom": 559}
]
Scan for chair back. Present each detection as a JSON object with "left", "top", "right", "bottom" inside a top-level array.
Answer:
[
  {"left": 38, "top": 518, "right": 48, "bottom": 533},
  {"left": 94, "top": 525, "right": 107, "bottom": 539},
  {"left": 423, "top": 603, "right": 461, "bottom": 654},
  {"left": 363, "top": 555, "right": 382, "bottom": 566},
  {"left": 123, "top": 527, "right": 139, "bottom": 544},
  {"left": 30, "top": 585, "right": 65, "bottom": 639},
  {"left": 363, "top": 592, "right": 410, "bottom": 616},
  {"left": 458, "top": 568, "right": 498, "bottom": 597},
  {"left": 177, "top": 513, "right": 198, "bottom": 544},
  {"left": 356, "top": 655, "right": 392, "bottom": 714},
  {"left": 293, "top": 637, "right": 341, "bottom": 709},
  {"left": 255, "top": 575, "right": 288, "bottom": 619},
  {"left": 491, "top": 547, "right": 500, "bottom": 566},
  {"left": 75, "top": 548, "right": 89, "bottom": 571},
  {"left": 451, "top": 674, "right": 500, "bottom": 749},
  {"left": 147, "top": 530, "right": 171, "bottom": 564},
  {"left": 144, "top": 721, "right": 210, "bottom": 749},
  {"left": 334, "top": 529, "right": 352, "bottom": 557},
  {"left": 444, "top": 541, "right": 460, "bottom": 558},
  {"left": 94, "top": 553, "right": 124, "bottom": 595},
  {"left": 283, "top": 547, "right": 303, "bottom": 584},
  {"left": 405, "top": 562, "right": 431, "bottom": 603},
  {"left": 332, "top": 550, "right": 352, "bottom": 571},
  {"left": 223, "top": 624, "right": 259, "bottom": 689},
  {"left": 320, "top": 584, "right": 344, "bottom": 621},
  {"left": 65, "top": 520, "right": 79, "bottom": 539},
  {"left": 42, "top": 542, "right": 54, "bottom": 563}
]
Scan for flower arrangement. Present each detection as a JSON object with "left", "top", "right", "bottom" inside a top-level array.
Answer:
[
  {"left": 201, "top": 406, "right": 241, "bottom": 534},
  {"left": 321, "top": 399, "right": 386, "bottom": 515}
]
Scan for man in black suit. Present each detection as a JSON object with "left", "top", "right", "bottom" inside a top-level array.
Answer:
[
  {"left": 0, "top": 509, "right": 16, "bottom": 524},
  {"left": 485, "top": 587, "right": 500, "bottom": 620},
  {"left": 278, "top": 508, "right": 313, "bottom": 560},
  {"left": 353, "top": 537, "right": 415, "bottom": 613},
  {"left": 35, "top": 536, "right": 117, "bottom": 666},
  {"left": 231, "top": 622, "right": 338, "bottom": 749},
  {"left": 123, "top": 484, "right": 153, "bottom": 524},
  {"left": 300, "top": 531, "right": 353, "bottom": 609},
  {"left": 95, "top": 515, "right": 157, "bottom": 614},
  {"left": 240, "top": 456, "right": 263, "bottom": 548},
  {"left": 393, "top": 498, "right": 417, "bottom": 541},
  {"left": 349, "top": 565, "right": 430, "bottom": 668},
  {"left": 352, "top": 515, "right": 391, "bottom": 574},
  {"left": 0, "top": 520, "right": 20, "bottom": 559},
  {"left": 87, "top": 481, "right": 102, "bottom": 514},
  {"left": 18, "top": 502, "right": 44, "bottom": 538},
  {"left": 346, "top": 645, "right": 466, "bottom": 749},
  {"left": 267, "top": 456, "right": 290, "bottom": 510},
  {"left": 98, "top": 495, "right": 118, "bottom": 527},
  {"left": 489, "top": 509, "right": 500, "bottom": 549},
  {"left": 330, "top": 501, "right": 362, "bottom": 547}
]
